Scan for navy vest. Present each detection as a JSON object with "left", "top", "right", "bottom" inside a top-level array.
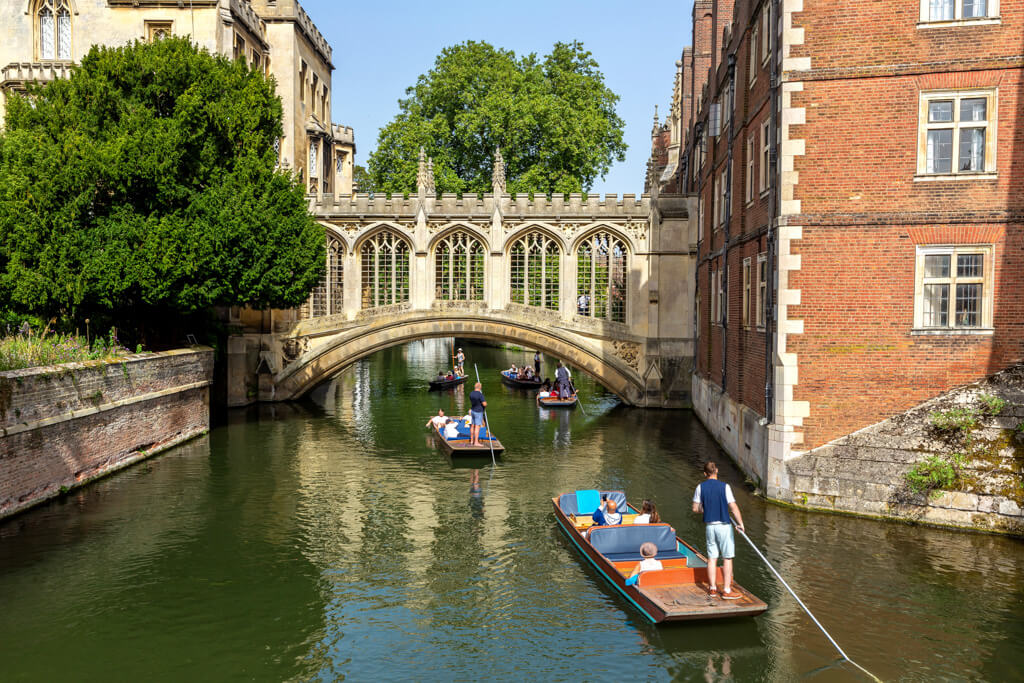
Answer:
[{"left": 699, "top": 479, "right": 732, "bottom": 524}]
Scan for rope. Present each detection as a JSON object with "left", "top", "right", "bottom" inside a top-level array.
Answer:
[{"left": 734, "top": 524, "right": 883, "bottom": 683}]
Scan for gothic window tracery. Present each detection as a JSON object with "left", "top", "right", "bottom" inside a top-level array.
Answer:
[
  {"left": 302, "top": 237, "right": 344, "bottom": 318},
  {"left": 37, "top": 0, "right": 71, "bottom": 61},
  {"left": 577, "top": 231, "right": 628, "bottom": 323},
  {"left": 434, "top": 231, "right": 484, "bottom": 301},
  {"left": 360, "top": 231, "right": 410, "bottom": 308},
  {"left": 509, "top": 231, "right": 560, "bottom": 310}
]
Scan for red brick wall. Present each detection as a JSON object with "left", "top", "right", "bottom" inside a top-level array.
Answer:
[
  {"left": 0, "top": 349, "right": 213, "bottom": 518},
  {"left": 786, "top": 1, "right": 1024, "bottom": 448}
]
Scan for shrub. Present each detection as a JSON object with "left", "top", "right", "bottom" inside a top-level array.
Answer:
[
  {"left": 906, "top": 454, "right": 961, "bottom": 495},
  {"left": 977, "top": 392, "right": 1006, "bottom": 417},
  {"left": 929, "top": 407, "right": 979, "bottom": 433},
  {"left": 0, "top": 325, "right": 132, "bottom": 371}
]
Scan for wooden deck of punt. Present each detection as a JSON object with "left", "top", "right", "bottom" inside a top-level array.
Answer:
[
  {"left": 538, "top": 395, "right": 578, "bottom": 408},
  {"left": 433, "top": 424, "right": 505, "bottom": 457},
  {"left": 499, "top": 371, "right": 543, "bottom": 389},
  {"left": 552, "top": 495, "right": 767, "bottom": 622},
  {"left": 428, "top": 375, "right": 468, "bottom": 390}
]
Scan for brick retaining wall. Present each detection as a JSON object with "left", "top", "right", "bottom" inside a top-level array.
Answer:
[{"left": 0, "top": 348, "right": 213, "bottom": 519}]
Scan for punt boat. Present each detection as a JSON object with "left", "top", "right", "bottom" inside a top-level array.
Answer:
[
  {"left": 552, "top": 489, "right": 767, "bottom": 623},
  {"left": 500, "top": 370, "right": 543, "bottom": 389},
  {"left": 428, "top": 374, "right": 468, "bottom": 391},
  {"left": 538, "top": 394, "right": 578, "bottom": 408},
  {"left": 433, "top": 422, "right": 505, "bottom": 457}
]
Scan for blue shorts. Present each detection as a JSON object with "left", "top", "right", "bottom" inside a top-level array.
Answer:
[
  {"left": 470, "top": 410, "right": 485, "bottom": 426},
  {"left": 706, "top": 523, "right": 735, "bottom": 559}
]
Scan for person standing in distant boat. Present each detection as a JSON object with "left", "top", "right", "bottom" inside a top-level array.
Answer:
[
  {"left": 555, "top": 361, "right": 570, "bottom": 398},
  {"left": 533, "top": 350, "right": 541, "bottom": 376},
  {"left": 692, "top": 461, "right": 745, "bottom": 599},
  {"left": 455, "top": 347, "right": 466, "bottom": 376},
  {"left": 468, "top": 382, "right": 487, "bottom": 446}
]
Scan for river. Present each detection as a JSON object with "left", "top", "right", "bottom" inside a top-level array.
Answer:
[{"left": 1, "top": 340, "right": 1021, "bottom": 681}]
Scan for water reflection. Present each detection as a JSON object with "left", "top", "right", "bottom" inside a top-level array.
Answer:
[{"left": 0, "top": 339, "right": 1021, "bottom": 681}]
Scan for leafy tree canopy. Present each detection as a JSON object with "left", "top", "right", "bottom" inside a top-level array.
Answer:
[
  {"left": 367, "top": 40, "right": 626, "bottom": 195},
  {"left": 0, "top": 37, "right": 325, "bottom": 339}
]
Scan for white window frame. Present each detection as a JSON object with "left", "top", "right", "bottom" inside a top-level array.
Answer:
[
  {"left": 748, "top": 25, "right": 758, "bottom": 85},
  {"left": 745, "top": 136, "right": 755, "bottom": 204},
  {"left": 718, "top": 268, "right": 726, "bottom": 325},
  {"left": 756, "top": 253, "right": 767, "bottom": 329},
  {"left": 742, "top": 257, "right": 752, "bottom": 328},
  {"left": 916, "top": 89, "right": 997, "bottom": 180},
  {"left": 761, "top": 4, "right": 771, "bottom": 64},
  {"left": 718, "top": 169, "right": 729, "bottom": 227},
  {"left": 710, "top": 269, "right": 718, "bottom": 326},
  {"left": 919, "top": 0, "right": 999, "bottom": 26},
  {"left": 912, "top": 245, "right": 994, "bottom": 333},
  {"left": 759, "top": 120, "right": 771, "bottom": 194},
  {"left": 698, "top": 195, "right": 705, "bottom": 241}
]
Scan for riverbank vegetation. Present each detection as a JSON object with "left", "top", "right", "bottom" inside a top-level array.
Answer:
[
  {"left": 907, "top": 392, "right": 1012, "bottom": 496},
  {"left": 0, "top": 37, "right": 324, "bottom": 348},
  {"left": 0, "top": 325, "right": 133, "bottom": 372}
]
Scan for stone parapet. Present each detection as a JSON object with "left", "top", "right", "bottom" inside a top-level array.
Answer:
[
  {"left": 310, "top": 193, "right": 652, "bottom": 219},
  {"left": 0, "top": 348, "right": 213, "bottom": 520}
]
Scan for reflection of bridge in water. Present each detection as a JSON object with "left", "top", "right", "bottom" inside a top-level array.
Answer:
[{"left": 228, "top": 171, "right": 695, "bottom": 407}]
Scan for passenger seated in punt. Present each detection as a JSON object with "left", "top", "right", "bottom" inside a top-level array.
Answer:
[
  {"left": 629, "top": 543, "right": 663, "bottom": 579},
  {"left": 591, "top": 499, "right": 622, "bottom": 526},
  {"left": 443, "top": 419, "right": 460, "bottom": 440},
  {"left": 436, "top": 370, "right": 446, "bottom": 381},
  {"left": 633, "top": 499, "right": 660, "bottom": 524}
]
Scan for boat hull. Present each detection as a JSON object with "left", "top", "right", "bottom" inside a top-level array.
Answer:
[
  {"left": 429, "top": 376, "right": 468, "bottom": 390},
  {"left": 500, "top": 372, "right": 543, "bottom": 389},
  {"left": 552, "top": 497, "right": 767, "bottom": 622},
  {"left": 538, "top": 396, "right": 577, "bottom": 408},
  {"left": 433, "top": 424, "right": 505, "bottom": 457}
]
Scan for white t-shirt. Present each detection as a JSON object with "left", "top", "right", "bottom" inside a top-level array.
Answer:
[
  {"left": 538, "top": 391, "right": 550, "bottom": 398},
  {"left": 693, "top": 482, "right": 736, "bottom": 504},
  {"left": 633, "top": 513, "right": 650, "bottom": 524},
  {"left": 638, "top": 558, "right": 663, "bottom": 572},
  {"left": 443, "top": 422, "right": 460, "bottom": 439},
  {"left": 430, "top": 415, "right": 447, "bottom": 429}
]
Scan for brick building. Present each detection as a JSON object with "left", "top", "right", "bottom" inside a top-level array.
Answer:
[{"left": 655, "top": 0, "right": 1023, "bottom": 495}]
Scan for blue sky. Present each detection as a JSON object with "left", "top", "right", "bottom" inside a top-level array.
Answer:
[{"left": 301, "top": 0, "right": 691, "bottom": 195}]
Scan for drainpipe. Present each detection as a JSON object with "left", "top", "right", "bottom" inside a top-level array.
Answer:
[
  {"left": 722, "top": 54, "right": 736, "bottom": 396},
  {"left": 693, "top": 120, "right": 705, "bottom": 377},
  {"left": 765, "top": 0, "right": 781, "bottom": 425}
]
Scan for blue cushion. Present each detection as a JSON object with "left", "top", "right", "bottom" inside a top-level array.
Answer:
[
  {"left": 575, "top": 490, "right": 601, "bottom": 515},
  {"left": 558, "top": 490, "right": 627, "bottom": 515},
  {"left": 603, "top": 550, "right": 687, "bottom": 563},
  {"left": 588, "top": 524, "right": 678, "bottom": 556}
]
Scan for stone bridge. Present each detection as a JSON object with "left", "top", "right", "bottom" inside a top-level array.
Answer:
[{"left": 227, "top": 160, "right": 695, "bottom": 408}]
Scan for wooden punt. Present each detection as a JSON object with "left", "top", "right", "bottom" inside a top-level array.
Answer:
[
  {"left": 538, "top": 395, "right": 578, "bottom": 408},
  {"left": 429, "top": 374, "right": 468, "bottom": 391},
  {"left": 552, "top": 491, "right": 767, "bottom": 623},
  {"left": 433, "top": 423, "right": 505, "bottom": 457},
  {"left": 500, "top": 370, "right": 543, "bottom": 389}
]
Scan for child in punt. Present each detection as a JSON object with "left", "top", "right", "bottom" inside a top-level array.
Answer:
[{"left": 626, "top": 542, "right": 663, "bottom": 586}]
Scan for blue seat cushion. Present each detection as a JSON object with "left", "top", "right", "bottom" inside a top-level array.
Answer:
[
  {"left": 588, "top": 524, "right": 678, "bottom": 556},
  {"left": 575, "top": 490, "right": 601, "bottom": 515},
  {"left": 558, "top": 490, "right": 627, "bottom": 515},
  {"left": 603, "top": 550, "right": 688, "bottom": 563}
]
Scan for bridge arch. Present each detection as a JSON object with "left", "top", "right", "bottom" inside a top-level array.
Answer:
[
  {"left": 571, "top": 223, "right": 637, "bottom": 255},
  {"left": 502, "top": 222, "right": 568, "bottom": 253},
  {"left": 427, "top": 222, "right": 490, "bottom": 252},
  {"left": 272, "top": 313, "right": 645, "bottom": 405}
]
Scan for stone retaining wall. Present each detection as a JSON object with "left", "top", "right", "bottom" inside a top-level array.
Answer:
[
  {"left": 0, "top": 348, "right": 213, "bottom": 519},
  {"left": 780, "top": 364, "right": 1024, "bottom": 535}
]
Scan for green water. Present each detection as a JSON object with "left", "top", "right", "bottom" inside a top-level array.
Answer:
[{"left": 1, "top": 340, "right": 1022, "bottom": 681}]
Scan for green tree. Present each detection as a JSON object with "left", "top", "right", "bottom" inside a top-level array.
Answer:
[
  {"left": 368, "top": 40, "right": 626, "bottom": 195},
  {"left": 0, "top": 37, "right": 324, "bottom": 342},
  {"left": 352, "top": 164, "right": 373, "bottom": 192}
]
